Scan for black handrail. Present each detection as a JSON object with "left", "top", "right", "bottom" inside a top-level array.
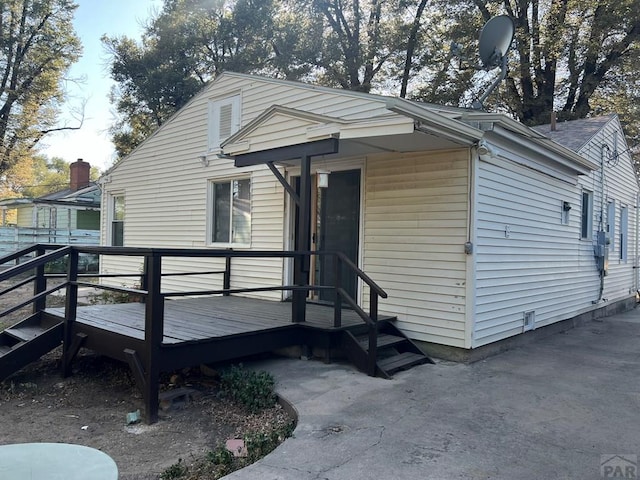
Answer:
[
  {"left": 0, "top": 246, "right": 71, "bottom": 282},
  {"left": 0, "top": 245, "right": 388, "bottom": 401},
  {"left": 331, "top": 252, "right": 383, "bottom": 375}
]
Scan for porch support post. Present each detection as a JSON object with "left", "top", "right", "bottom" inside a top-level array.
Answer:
[
  {"left": 292, "top": 154, "right": 311, "bottom": 323},
  {"left": 143, "top": 253, "right": 163, "bottom": 423}
]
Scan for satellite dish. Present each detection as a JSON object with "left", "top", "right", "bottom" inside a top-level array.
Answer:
[
  {"left": 472, "top": 15, "right": 515, "bottom": 109},
  {"left": 478, "top": 15, "right": 515, "bottom": 69}
]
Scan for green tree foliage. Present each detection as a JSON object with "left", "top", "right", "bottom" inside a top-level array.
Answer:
[
  {"left": 105, "top": 0, "right": 640, "bottom": 159},
  {"left": 0, "top": 155, "right": 100, "bottom": 199},
  {"left": 294, "top": 0, "right": 408, "bottom": 92},
  {"left": 103, "top": 0, "right": 289, "bottom": 158},
  {"left": 414, "top": 0, "right": 640, "bottom": 127},
  {"left": 104, "top": 0, "right": 431, "bottom": 156},
  {"left": 0, "top": 0, "right": 81, "bottom": 175}
]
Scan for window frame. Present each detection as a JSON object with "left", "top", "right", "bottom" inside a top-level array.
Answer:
[
  {"left": 580, "top": 189, "right": 593, "bottom": 240},
  {"left": 208, "top": 94, "right": 241, "bottom": 153},
  {"left": 207, "top": 177, "right": 252, "bottom": 248},
  {"left": 108, "top": 193, "right": 125, "bottom": 247},
  {"left": 620, "top": 204, "right": 628, "bottom": 262},
  {"left": 606, "top": 200, "right": 616, "bottom": 252}
]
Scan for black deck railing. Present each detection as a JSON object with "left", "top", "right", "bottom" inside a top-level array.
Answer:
[{"left": 0, "top": 245, "right": 387, "bottom": 380}]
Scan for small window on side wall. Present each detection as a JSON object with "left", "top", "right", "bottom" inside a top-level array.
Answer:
[
  {"left": 110, "top": 194, "right": 125, "bottom": 246},
  {"left": 209, "top": 178, "right": 251, "bottom": 246},
  {"left": 581, "top": 190, "right": 593, "bottom": 240},
  {"left": 607, "top": 200, "right": 616, "bottom": 252},
  {"left": 620, "top": 205, "right": 628, "bottom": 262}
]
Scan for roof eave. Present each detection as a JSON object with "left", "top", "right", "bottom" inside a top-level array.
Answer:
[{"left": 385, "top": 98, "right": 483, "bottom": 145}]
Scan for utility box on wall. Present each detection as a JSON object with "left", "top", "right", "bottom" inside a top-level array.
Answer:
[{"left": 595, "top": 231, "right": 609, "bottom": 275}]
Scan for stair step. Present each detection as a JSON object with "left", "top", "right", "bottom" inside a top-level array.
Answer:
[
  {"left": 357, "top": 333, "right": 405, "bottom": 351},
  {"left": 5, "top": 325, "right": 47, "bottom": 342},
  {"left": 377, "top": 352, "right": 429, "bottom": 374},
  {"left": 0, "top": 345, "right": 13, "bottom": 356}
]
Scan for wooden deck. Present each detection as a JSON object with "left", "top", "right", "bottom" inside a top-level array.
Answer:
[
  {"left": 44, "top": 296, "right": 389, "bottom": 378},
  {"left": 42, "top": 295, "right": 394, "bottom": 423},
  {"left": 2, "top": 245, "right": 401, "bottom": 424},
  {"left": 48, "top": 296, "right": 370, "bottom": 345}
]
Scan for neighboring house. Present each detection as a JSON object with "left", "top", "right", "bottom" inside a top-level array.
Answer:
[
  {"left": 99, "top": 72, "right": 639, "bottom": 355},
  {"left": 0, "top": 159, "right": 101, "bottom": 254}
]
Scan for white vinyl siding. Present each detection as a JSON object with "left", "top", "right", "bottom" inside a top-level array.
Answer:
[
  {"left": 474, "top": 116, "right": 639, "bottom": 347},
  {"left": 100, "top": 74, "right": 639, "bottom": 350},
  {"left": 363, "top": 149, "right": 470, "bottom": 348},
  {"left": 577, "top": 118, "right": 637, "bottom": 302},
  {"left": 473, "top": 156, "right": 596, "bottom": 346},
  {"left": 101, "top": 74, "right": 414, "bottom": 300}
]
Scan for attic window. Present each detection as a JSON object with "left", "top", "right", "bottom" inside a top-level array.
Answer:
[{"left": 208, "top": 95, "right": 240, "bottom": 152}]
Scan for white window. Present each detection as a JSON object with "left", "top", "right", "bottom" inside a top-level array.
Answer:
[
  {"left": 208, "top": 178, "right": 251, "bottom": 246},
  {"left": 620, "top": 205, "right": 628, "bottom": 262},
  {"left": 208, "top": 95, "right": 241, "bottom": 152},
  {"left": 607, "top": 200, "right": 615, "bottom": 252},
  {"left": 109, "top": 194, "right": 125, "bottom": 246},
  {"left": 580, "top": 190, "right": 593, "bottom": 240}
]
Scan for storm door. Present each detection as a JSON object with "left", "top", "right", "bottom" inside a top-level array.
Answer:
[
  {"left": 291, "top": 169, "right": 361, "bottom": 303},
  {"left": 314, "top": 169, "right": 361, "bottom": 303}
]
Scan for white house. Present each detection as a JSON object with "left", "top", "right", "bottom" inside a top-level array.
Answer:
[
  {"left": 0, "top": 159, "right": 100, "bottom": 256},
  {"left": 99, "top": 72, "right": 638, "bottom": 356}
]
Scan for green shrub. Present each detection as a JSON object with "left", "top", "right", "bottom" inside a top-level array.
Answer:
[
  {"left": 160, "top": 459, "right": 187, "bottom": 479},
  {"left": 220, "top": 365, "right": 276, "bottom": 413},
  {"left": 207, "top": 445, "right": 233, "bottom": 466}
]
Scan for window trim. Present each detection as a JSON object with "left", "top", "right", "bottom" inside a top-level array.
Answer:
[
  {"left": 208, "top": 94, "right": 241, "bottom": 153},
  {"left": 108, "top": 193, "right": 125, "bottom": 247},
  {"left": 206, "top": 176, "right": 252, "bottom": 248},
  {"left": 580, "top": 189, "right": 593, "bottom": 240},
  {"left": 620, "top": 204, "right": 628, "bottom": 262},
  {"left": 606, "top": 200, "right": 616, "bottom": 252}
]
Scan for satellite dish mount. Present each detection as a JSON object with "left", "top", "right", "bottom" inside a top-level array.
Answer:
[{"left": 472, "top": 15, "right": 515, "bottom": 110}]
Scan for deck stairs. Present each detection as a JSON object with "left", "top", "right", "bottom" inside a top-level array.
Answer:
[
  {"left": 0, "top": 314, "right": 63, "bottom": 381},
  {"left": 342, "top": 319, "right": 433, "bottom": 378}
]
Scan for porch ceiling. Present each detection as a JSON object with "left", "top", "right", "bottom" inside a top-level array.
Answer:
[
  {"left": 222, "top": 105, "right": 471, "bottom": 166},
  {"left": 272, "top": 131, "right": 465, "bottom": 166}
]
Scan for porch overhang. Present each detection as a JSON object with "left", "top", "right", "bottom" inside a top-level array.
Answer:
[{"left": 221, "top": 104, "right": 478, "bottom": 166}]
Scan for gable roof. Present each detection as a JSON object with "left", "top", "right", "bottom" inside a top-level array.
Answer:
[
  {"left": 35, "top": 183, "right": 101, "bottom": 208},
  {"left": 0, "top": 183, "right": 101, "bottom": 209},
  {"left": 531, "top": 115, "right": 616, "bottom": 152},
  {"left": 106, "top": 71, "right": 599, "bottom": 178}
]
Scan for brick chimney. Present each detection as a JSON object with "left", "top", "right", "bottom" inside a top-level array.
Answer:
[{"left": 70, "top": 158, "right": 91, "bottom": 191}]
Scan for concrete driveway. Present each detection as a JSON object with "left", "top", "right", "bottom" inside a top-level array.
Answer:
[{"left": 225, "top": 308, "right": 640, "bottom": 480}]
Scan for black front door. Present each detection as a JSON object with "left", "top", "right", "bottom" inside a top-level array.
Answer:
[{"left": 316, "top": 169, "right": 361, "bottom": 302}]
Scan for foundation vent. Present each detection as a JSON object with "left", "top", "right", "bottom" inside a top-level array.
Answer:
[{"left": 523, "top": 311, "right": 535, "bottom": 331}]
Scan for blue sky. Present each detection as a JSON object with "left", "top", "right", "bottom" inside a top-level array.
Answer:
[{"left": 41, "top": 0, "right": 163, "bottom": 171}]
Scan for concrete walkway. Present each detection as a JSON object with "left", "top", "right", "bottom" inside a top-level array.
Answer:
[{"left": 224, "top": 308, "right": 640, "bottom": 480}]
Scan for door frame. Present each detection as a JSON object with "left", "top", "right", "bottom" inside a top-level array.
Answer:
[{"left": 282, "top": 158, "right": 365, "bottom": 304}]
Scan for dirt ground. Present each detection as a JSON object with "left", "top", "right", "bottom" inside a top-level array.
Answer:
[{"left": 0, "top": 280, "right": 294, "bottom": 479}]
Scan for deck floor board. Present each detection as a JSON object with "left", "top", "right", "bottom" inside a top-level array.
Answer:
[{"left": 47, "top": 295, "right": 374, "bottom": 345}]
